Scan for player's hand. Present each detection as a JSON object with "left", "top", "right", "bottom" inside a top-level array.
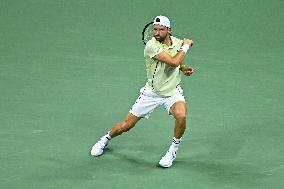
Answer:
[
  {"left": 183, "top": 38, "right": 194, "bottom": 47},
  {"left": 181, "top": 66, "right": 194, "bottom": 76}
]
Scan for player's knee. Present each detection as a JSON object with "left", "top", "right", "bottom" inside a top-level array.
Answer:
[
  {"left": 174, "top": 111, "right": 186, "bottom": 124},
  {"left": 176, "top": 117, "right": 186, "bottom": 131}
]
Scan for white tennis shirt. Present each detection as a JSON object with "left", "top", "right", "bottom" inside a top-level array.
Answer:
[{"left": 144, "top": 36, "right": 183, "bottom": 96}]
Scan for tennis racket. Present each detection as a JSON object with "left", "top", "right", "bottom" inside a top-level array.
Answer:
[{"left": 141, "top": 21, "right": 154, "bottom": 45}]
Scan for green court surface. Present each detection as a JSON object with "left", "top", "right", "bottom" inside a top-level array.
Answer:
[{"left": 0, "top": 0, "right": 283, "bottom": 188}]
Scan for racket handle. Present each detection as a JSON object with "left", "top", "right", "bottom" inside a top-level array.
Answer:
[{"left": 183, "top": 38, "right": 194, "bottom": 47}]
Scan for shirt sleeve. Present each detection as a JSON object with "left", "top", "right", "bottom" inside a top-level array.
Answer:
[{"left": 144, "top": 41, "right": 163, "bottom": 58}]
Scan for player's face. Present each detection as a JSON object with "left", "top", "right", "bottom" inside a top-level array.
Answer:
[{"left": 153, "top": 24, "right": 170, "bottom": 42}]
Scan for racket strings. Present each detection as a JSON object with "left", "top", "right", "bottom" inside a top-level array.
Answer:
[
  {"left": 145, "top": 26, "right": 153, "bottom": 41},
  {"left": 142, "top": 22, "right": 154, "bottom": 45}
]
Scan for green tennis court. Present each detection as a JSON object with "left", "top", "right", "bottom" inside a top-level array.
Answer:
[{"left": 1, "top": 0, "right": 283, "bottom": 188}]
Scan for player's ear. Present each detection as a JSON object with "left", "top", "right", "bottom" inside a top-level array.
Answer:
[{"left": 168, "top": 27, "right": 172, "bottom": 35}]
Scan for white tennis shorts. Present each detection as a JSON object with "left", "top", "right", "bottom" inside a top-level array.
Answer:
[{"left": 129, "top": 85, "right": 185, "bottom": 119}]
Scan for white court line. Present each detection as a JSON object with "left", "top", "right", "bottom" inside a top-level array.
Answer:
[
  {"left": 0, "top": 130, "right": 44, "bottom": 135},
  {"left": 263, "top": 165, "right": 284, "bottom": 173}
]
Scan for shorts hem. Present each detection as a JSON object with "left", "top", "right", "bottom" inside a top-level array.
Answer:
[{"left": 129, "top": 110, "right": 148, "bottom": 119}]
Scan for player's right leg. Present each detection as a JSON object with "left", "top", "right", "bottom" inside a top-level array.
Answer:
[
  {"left": 109, "top": 112, "right": 141, "bottom": 137},
  {"left": 91, "top": 86, "right": 160, "bottom": 157},
  {"left": 90, "top": 113, "right": 140, "bottom": 156}
]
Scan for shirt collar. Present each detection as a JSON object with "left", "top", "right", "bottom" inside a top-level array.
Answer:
[{"left": 156, "top": 36, "right": 175, "bottom": 49}]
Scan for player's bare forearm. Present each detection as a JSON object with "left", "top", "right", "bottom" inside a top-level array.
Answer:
[
  {"left": 154, "top": 38, "right": 193, "bottom": 67},
  {"left": 155, "top": 51, "right": 186, "bottom": 67}
]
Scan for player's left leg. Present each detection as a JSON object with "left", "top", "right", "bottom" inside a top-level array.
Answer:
[
  {"left": 159, "top": 100, "right": 187, "bottom": 168},
  {"left": 170, "top": 101, "right": 187, "bottom": 139}
]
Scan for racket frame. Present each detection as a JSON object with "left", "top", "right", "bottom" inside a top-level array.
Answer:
[{"left": 141, "top": 21, "right": 154, "bottom": 45}]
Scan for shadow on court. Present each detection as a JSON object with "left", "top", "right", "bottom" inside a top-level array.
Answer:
[{"left": 176, "top": 157, "right": 269, "bottom": 188}]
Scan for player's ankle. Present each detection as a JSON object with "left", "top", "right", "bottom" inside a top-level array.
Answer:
[
  {"left": 171, "top": 137, "right": 181, "bottom": 149},
  {"left": 101, "top": 132, "right": 112, "bottom": 143}
]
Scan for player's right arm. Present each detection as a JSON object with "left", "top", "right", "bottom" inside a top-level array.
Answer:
[{"left": 154, "top": 38, "right": 193, "bottom": 67}]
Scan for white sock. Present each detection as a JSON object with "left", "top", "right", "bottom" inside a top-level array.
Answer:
[
  {"left": 170, "top": 137, "right": 182, "bottom": 151},
  {"left": 101, "top": 132, "right": 112, "bottom": 143}
]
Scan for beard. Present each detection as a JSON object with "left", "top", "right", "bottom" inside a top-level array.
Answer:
[{"left": 154, "top": 35, "right": 166, "bottom": 43}]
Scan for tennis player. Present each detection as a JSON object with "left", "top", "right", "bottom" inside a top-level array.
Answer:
[{"left": 91, "top": 15, "right": 194, "bottom": 168}]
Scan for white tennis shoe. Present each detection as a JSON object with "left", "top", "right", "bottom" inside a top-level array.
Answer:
[
  {"left": 159, "top": 149, "right": 177, "bottom": 168},
  {"left": 90, "top": 140, "right": 108, "bottom": 156}
]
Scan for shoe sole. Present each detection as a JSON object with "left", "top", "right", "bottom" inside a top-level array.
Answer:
[
  {"left": 158, "top": 162, "right": 172, "bottom": 168},
  {"left": 90, "top": 151, "right": 103, "bottom": 156}
]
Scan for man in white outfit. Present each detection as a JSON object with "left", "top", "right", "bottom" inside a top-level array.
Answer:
[{"left": 91, "top": 15, "right": 194, "bottom": 168}]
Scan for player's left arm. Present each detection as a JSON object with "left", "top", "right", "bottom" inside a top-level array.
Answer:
[{"left": 178, "top": 38, "right": 194, "bottom": 76}]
